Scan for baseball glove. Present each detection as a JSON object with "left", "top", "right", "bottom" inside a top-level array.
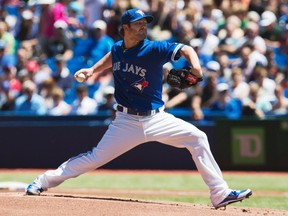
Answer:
[{"left": 167, "top": 67, "right": 203, "bottom": 89}]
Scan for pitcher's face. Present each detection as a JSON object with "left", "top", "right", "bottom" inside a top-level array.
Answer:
[{"left": 126, "top": 18, "right": 148, "bottom": 40}]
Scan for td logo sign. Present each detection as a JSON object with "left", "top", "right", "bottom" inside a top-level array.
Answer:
[{"left": 231, "top": 128, "right": 265, "bottom": 165}]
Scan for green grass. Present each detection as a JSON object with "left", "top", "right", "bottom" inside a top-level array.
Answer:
[
  {"left": 62, "top": 174, "right": 208, "bottom": 190},
  {"left": 1, "top": 170, "right": 288, "bottom": 210},
  {"left": 226, "top": 175, "right": 288, "bottom": 191}
]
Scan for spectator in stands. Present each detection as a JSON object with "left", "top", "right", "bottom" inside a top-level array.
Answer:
[
  {"left": 279, "top": 2, "right": 288, "bottom": 18},
  {"left": 47, "top": 86, "right": 71, "bottom": 115},
  {"left": 14, "top": 8, "right": 41, "bottom": 57},
  {"left": 0, "top": 39, "right": 15, "bottom": 76},
  {"left": 247, "top": 11, "right": 260, "bottom": 24},
  {"left": 259, "top": 10, "right": 281, "bottom": 49},
  {"left": 165, "top": 87, "right": 197, "bottom": 111},
  {"left": 215, "top": 52, "right": 232, "bottom": 82},
  {"left": 43, "top": 20, "right": 73, "bottom": 60},
  {"left": 149, "top": 23, "right": 172, "bottom": 43},
  {"left": 67, "top": 1, "right": 85, "bottom": 40},
  {"left": 105, "top": 7, "right": 122, "bottom": 41},
  {"left": 238, "top": 43, "right": 268, "bottom": 82},
  {"left": 280, "top": 68, "right": 288, "bottom": 91},
  {"left": 217, "top": 15, "right": 244, "bottom": 55},
  {"left": 17, "top": 40, "right": 35, "bottom": 61},
  {"left": 196, "top": 19, "right": 219, "bottom": 66},
  {"left": 219, "top": 0, "right": 250, "bottom": 17},
  {"left": 38, "top": 78, "right": 55, "bottom": 109},
  {"left": 98, "top": 86, "right": 116, "bottom": 112},
  {"left": 191, "top": 93, "right": 205, "bottom": 121},
  {"left": 243, "top": 21, "right": 267, "bottom": 54},
  {"left": 53, "top": 0, "right": 83, "bottom": 36},
  {"left": 21, "top": 59, "right": 40, "bottom": 82},
  {"left": 37, "top": 0, "right": 78, "bottom": 56},
  {"left": 18, "top": 58, "right": 53, "bottom": 87},
  {"left": 230, "top": 3, "right": 249, "bottom": 29},
  {"left": 270, "top": 84, "right": 288, "bottom": 115},
  {"left": 52, "top": 0, "right": 77, "bottom": 26},
  {"left": 210, "top": 8, "right": 225, "bottom": 30},
  {"left": 265, "top": 49, "right": 281, "bottom": 80},
  {"left": 250, "top": 65, "right": 276, "bottom": 102},
  {"left": 52, "top": 54, "right": 74, "bottom": 93},
  {"left": 83, "top": 0, "right": 106, "bottom": 28},
  {"left": 70, "top": 84, "right": 97, "bottom": 115},
  {"left": 209, "top": 82, "right": 242, "bottom": 118},
  {"left": 278, "top": 17, "right": 288, "bottom": 56},
  {"left": 35, "top": 0, "right": 56, "bottom": 51},
  {"left": 205, "top": 60, "right": 225, "bottom": 83},
  {"left": 1, "top": 65, "right": 21, "bottom": 97},
  {"left": 242, "top": 82, "right": 272, "bottom": 119},
  {"left": 191, "top": 72, "right": 219, "bottom": 121},
  {"left": 175, "top": 20, "right": 195, "bottom": 45},
  {"left": 85, "top": 20, "right": 114, "bottom": 66},
  {"left": 148, "top": 0, "right": 177, "bottom": 33},
  {"left": 0, "top": 20, "right": 16, "bottom": 54},
  {"left": 200, "top": 0, "right": 218, "bottom": 34},
  {"left": 229, "top": 67, "right": 250, "bottom": 101},
  {"left": 248, "top": 0, "right": 265, "bottom": 15},
  {"left": 199, "top": 72, "right": 219, "bottom": 108},
  {"left": 33, "top": 61, "right": 53, "bottom": 86},
  {"left": 14, "top": 80, "right": 47, "bottom": 115},
  {"left": 15, "top": 46, "right": 30, "bottom": 72},
  {"left": 85, "top": 20, "right": 115, "bottom": 102},
  {"left": 0, "top": 78, "right": 15, "bottom": 111},
  {"left": 14, "top": 9, "right": 38, "bottom": 44}
]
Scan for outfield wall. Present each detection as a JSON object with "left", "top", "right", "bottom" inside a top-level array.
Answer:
[
  {"left": 0, "top": 116, "right": 287, "bottom": 171},
  {"left": 215, "top": 119, "right": 288, "bottom": 171}
]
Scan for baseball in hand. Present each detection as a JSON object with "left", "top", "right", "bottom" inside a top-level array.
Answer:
[{"left": 75, "top": 73, "right": 86, "bottom": 82}]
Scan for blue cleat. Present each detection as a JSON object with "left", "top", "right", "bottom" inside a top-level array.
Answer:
[
  {"left": 26, "top": 183, "right": 43, "bottom": 196},
  {"left": 214, "top": 189, "right": 252, "bottom": 209}
]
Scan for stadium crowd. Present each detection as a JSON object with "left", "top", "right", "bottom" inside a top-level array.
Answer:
[{"left": 0, "top": 0, "right": 287, "bottom": 121}]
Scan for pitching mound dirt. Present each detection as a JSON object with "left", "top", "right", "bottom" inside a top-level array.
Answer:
[
  {"left": 1, "top": 170, "right": 288, "bottom": 215},
  {"left": 0, "top": 191, "right": 287, "bottom": 216}
]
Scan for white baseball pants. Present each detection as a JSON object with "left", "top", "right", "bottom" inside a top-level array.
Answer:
[{"left": 34, "top": 110, "right": 230, "bottom": 205}]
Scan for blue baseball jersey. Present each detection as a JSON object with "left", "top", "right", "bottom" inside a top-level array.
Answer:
[{"left": 111, "top": 38, "right": 184, "bottom": 111}]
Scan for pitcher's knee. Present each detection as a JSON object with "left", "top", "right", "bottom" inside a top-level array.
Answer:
[{"left": 193, "top": 131, "right": 210, "bottom": 148}]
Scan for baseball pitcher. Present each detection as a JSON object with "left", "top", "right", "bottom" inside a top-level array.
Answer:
[{"left": 26, "top": 8, "right": 252, "bottom": 209}]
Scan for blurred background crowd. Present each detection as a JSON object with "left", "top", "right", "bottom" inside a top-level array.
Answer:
[{"left": 0, "top": 0, "right": 287, "bottom": 121}]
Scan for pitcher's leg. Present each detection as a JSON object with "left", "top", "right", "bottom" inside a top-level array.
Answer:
[
  {"left": 32, "top": 113, "right": 145, "bottom": 190},
  {"left": 145, "top": 112, "right": 230, "bottom": 205},
  {"left": 34, "top": 143, "right": 120, "bottom": 190},
  {"left": 184, "top": 130, "right": 231, "bottom": 205}
]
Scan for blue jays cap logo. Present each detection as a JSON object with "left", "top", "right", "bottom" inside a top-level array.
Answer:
[
  {"left": 135, "top": 10, "right": 145, "bottom": 16},
  {"left": 131, "top": 77, "right": 149, "bottom": 93},
  {"left": 121, "top": 8, "right": 154, "bottom": 25}
]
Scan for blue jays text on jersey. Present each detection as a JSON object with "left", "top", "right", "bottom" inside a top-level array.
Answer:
[
  {"left": 111, "top": 38, "right": 184, "bottom": 111},
  {"left": 113, "top": 62, "right": 147, "bottom": 77}
]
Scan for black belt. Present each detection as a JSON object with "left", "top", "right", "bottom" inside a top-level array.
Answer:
[{"left": 116, "top": 105, "right": 161, "bottom": 116}]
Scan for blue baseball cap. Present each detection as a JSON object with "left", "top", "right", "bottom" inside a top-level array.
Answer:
[{"left": 121, "top": 8, "right": 153, "bottom": 25}]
